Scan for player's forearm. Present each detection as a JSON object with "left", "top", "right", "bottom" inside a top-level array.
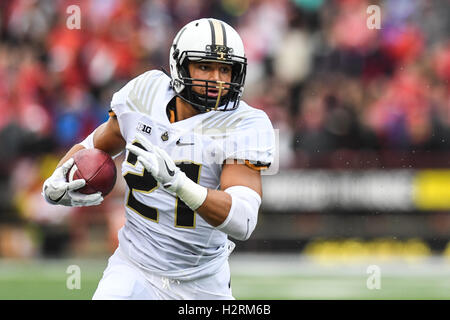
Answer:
[
  {"left": 196, "top": 189, "right": 232, "bottom": 227},
  {"left": 92, "top": 120, "right": 126, "bottom": 156}
]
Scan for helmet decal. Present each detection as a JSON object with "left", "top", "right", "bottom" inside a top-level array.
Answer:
[{"left": 208, "top": 19, "right": 227, "bottom": 48}]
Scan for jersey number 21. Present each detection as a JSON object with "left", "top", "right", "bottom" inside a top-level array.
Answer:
[{"left": 124, "top": 141, "right": 201, "bottom": 228}]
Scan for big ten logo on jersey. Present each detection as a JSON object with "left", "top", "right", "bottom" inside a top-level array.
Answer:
[{"left": 137, "top": 122, "right": 152, "bottom": 135}]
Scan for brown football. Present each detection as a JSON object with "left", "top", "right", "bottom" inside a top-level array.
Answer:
[{"left": 66, "top": 148, "right": 117, "bottom": 196}]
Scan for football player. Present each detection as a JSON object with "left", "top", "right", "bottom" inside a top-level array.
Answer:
[{"left": 43, "top": 18, "right": 275, "bottom": 299}]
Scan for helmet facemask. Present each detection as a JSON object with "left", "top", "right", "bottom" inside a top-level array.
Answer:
[
  {"left": 172, "top": 48, "right": 247, "bottom": 113},
  {"left": 174, "top": 50, "right": 247, "bottom": 113}
]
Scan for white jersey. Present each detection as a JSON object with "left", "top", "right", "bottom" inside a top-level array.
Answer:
[{"left": 110, "top": 70, "right": 275, "bottom": 280}]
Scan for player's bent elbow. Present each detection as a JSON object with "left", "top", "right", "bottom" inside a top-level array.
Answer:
[
  {"left": 234, "top": 216, "right": 257, "bottom": 241},
  {"left": 218, "top": 203, "right": 258, "bottom": 241},
  {"left": 216, "top": 185, "right": 261, "bottom": 241}
]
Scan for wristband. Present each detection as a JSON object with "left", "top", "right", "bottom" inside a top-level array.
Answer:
[{"left": 168, "top": 172, "right": 208, "bottom": 211}]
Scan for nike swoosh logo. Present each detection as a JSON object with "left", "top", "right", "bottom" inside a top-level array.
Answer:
[
  {"left": 176, "top": 139, "right": 194, "bottom": 146},
  {"left": 164, "top": 160, "right": 175, "bottom": 176},
  {"left": 45, "top": 185, "right": 67, "bottom": 203}
]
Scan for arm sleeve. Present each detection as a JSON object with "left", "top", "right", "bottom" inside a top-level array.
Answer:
[{"left": 216, "top": 185, "right": 262, "bottom": 241}]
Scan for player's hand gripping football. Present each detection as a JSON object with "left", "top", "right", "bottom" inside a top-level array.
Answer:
[
  {"left": 42, "top": 158, "right": 104, "bottom": 207},
  {"left": 126, "top": 133, "right": 186, "bottom": 193}
]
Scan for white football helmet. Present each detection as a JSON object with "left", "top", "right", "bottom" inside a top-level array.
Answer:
[{"left": 169, "top": 18, "right": 247, "bottom": 113}]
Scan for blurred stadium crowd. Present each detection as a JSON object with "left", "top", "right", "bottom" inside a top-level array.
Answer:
[{"left": 0, "top": 0, "right": 448, "bottom": 257}]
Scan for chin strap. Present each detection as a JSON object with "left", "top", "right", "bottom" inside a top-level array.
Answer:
[
  {"left": 160, "top": 66, "right": 171, "bottom": 77},
  {"left": 214, "top": 81, "right": 225, "bottom": 111}
]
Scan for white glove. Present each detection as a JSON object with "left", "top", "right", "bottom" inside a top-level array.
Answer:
[
  {"left": 42, "top": 158, "right": 104, "bottom": 207},
  {"left": 126, "top": 133, "right": 185, "bottom": 192}
]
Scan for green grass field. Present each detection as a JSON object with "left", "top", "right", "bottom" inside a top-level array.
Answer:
[{"left": 1, "top": 254, "right": 450, "bottom": 300}]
